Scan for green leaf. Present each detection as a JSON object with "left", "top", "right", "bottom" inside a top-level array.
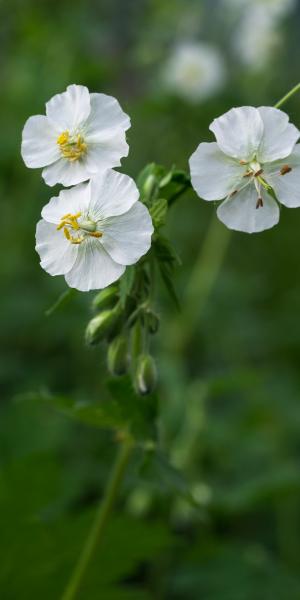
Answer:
[
  {"left": 23, "top": 377, "right": 157, "bottom": 441},
  {"left": 138, "top": 449, "right": 197, "bottom": 504},
  {"left": 45, "top": 288, "right": 76, "bottom": 317}
]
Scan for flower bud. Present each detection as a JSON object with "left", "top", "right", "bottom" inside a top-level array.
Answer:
[
  {"left": 143, "top": 174, "right": 157, "bottom": 202},
  {"left": 85, "top": 307, "right": 121, "bottom": 346},
  {"left": 107, "top": 335, "right": 128, "bottom": 376},
  {"left": 92, "top": 285, "right": 119, "bottom": 312},
  {"left": 145, "top": 310, "right": 160, "bottom": 334},
  {"left": 135, "top": 354, "right": 157, "bottom": 395}
]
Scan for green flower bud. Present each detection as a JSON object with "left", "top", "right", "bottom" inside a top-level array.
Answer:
[
  {"left": 92, "top": 285, "right": 119, "bottom": 312},
  {"left": 85, "top": 306, "right": 121, "bottom": 346},
  {"left": 107, "top": 335, "right": 128, "bottom": 376},
  {"left": 135, "top": 354, "right": 157, "bottom": 395},
  {"left": 145, "top": 310, "right": 160, "bottom": 334},
  {"left": 143, "top": 174, "right": 157, "bottom": 202}
]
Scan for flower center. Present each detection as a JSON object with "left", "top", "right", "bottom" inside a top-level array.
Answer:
[
  {"left": 57, "top": 212, "right": 102, "bottom": 245},
  {"left": 57, "top": 131, "right": 87, "bottom": 161}
]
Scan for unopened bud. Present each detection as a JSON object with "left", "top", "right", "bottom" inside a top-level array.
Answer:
[
  {"left": 85, "top": 307, "right": 121, "bottom": 346},
  {"left": 107, "top": 335, "right": 128, "bottom": 376},
  {"left": 145, "top": 310, "right": 160, "bottom": 334},
  {"left": 143, "top": 174, "right": 157, "bottom": 202},
  {"left": 135, "top": 354, "right": 157, "bottom": 395},
  {"left": 92, "top": 285, "right": 119, "bottom": 312}
]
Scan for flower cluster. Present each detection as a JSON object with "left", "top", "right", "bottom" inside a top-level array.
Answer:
[{"left": 22, "top": 84, "right": 153, "bottom": 291}]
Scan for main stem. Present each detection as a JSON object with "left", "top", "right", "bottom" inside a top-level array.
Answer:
[{"left": 61, "top": 436, "right": 133, "bottom": 600}]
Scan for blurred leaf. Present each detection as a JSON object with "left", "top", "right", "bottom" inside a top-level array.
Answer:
[
  {"left": 45, "top": 288, "right": 77, "bottom": 317},
  {"left": 119, "top": 267, "right": 135, "bottom": 308},
  {"left": 150, "top": 197, "right": 168, "bottom": 228}
]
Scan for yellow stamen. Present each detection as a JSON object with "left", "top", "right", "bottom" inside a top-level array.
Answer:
[
  {"left": 57, "top": 130, "right": 87, "bottom": 161},
  {"left": 56, "top": 211, "right": 102, "bottom": 245}
]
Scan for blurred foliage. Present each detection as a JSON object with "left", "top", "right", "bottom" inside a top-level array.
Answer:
[{"left": 2, "top": 0, "right": 300, "bottom": 598}]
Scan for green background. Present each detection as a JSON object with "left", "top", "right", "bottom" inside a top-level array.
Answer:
[{"left": 1, "top": 0, "right": 300, "bottom": 598}]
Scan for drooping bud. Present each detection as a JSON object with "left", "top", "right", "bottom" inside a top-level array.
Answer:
[
  {"left": 145, "top": 309, "right": 160, "bottom": 334},
  {"left": 107, "top": 335, "right": 128, "bottom": 376},
  {"left": 92, "top": 285, "right": 119, "bottom": 312},
  {"left": 135, "top": 354, "right": 157, "bottom": 395},
  {"left": 85, "top": 306, "right": 121, "bottom": 346}
]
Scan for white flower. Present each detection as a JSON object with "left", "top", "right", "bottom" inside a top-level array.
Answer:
[
  {"left": 189, "top": 106, "right": 300, "bottom": 233},
  {"left": 233, "top": 6, "right": 281, "bottom": 69},
  {"left": 21, "top": 85, "right": 130, "bottom": 187},
  {"left": 36, "top": 170, "right": 153, "bottom": 291},
  {"left": 161, "top": 42, "right": 226, "bottom": 103},
  {"left": 223, "top": 0, "right": 296, "bottom": 20}
]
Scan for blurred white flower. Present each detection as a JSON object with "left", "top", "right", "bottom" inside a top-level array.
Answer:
[
  {"left": 36, "top": 170, "right": 153, "bottom": 291},
  {"left": 161, "top": 42, "right": 226, "bottom": 103},
  {"left": 22, "top": 85, "right": 130, "bottom": 187},
  {"left": 233, "top": 5, "right": 280, "bottom": 69},
  {"left": 189, "top": 106, "right": 300, "bottom": 233},
  {"left": 223, "top": 0, "right": 296, "bottom": 20}
]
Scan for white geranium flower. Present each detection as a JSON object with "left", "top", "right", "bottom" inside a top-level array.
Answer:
[
  {"left": 36, "top": 170, "right": 153, "bottom": 291},
  {"left": 161, "top": 42, "right": 225, "bottom": 103},
  {"left": 189, "top": 106, "right": 300, "bottom": 233},
  {"left": 21, "top": 85, "right": 130, "bottom": 187},
  {"left": 233, "top": 6, "right": 280, "bottom": 69}
]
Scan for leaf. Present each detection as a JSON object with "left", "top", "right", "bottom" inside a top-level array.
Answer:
[
  {"left": 138, "top": 449, "right": 197, "bottom": 505},
  {"left": 45, "top": 288, "right": 76, "bottom": 316},
  {"left": 23, "top": 377, "right": 158, "bottom": 441},
  {"left": 153, "top": 236, "right": 181, "bottom": 309}
]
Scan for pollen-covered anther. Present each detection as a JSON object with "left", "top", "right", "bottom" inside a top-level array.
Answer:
[
  {"left": 256, "top": 197, "right": 264, "bottom": 209},
  {"left": 254, "top": 168, "right": 263, "bottom": 177},
  {"left": 280, "top": 165, "right": 292, "bottom": 176},
  {"left": 57, "top": 130, "right": 87, "bottom": 161}
]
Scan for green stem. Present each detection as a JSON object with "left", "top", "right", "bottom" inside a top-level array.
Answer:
[
  {"left": 274, "top": 82, "right": 300, "bottom": 109},
  {"left": 61, "top": 436, "right": 133, "bottom": 600}
]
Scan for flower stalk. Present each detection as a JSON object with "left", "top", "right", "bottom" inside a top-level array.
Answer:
[{"left": 61, "top": 435, "right": 133, "bottom": 600}]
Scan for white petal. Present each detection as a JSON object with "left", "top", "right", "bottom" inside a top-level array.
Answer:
[
  {"left": 46, "top": 85, "right": 91, "bottom": 131},
  {"left": 21, "top": 115, "right": 60, "bottom": 168},
  {"left": 89, "top": 170, "right": 139, "bottom": 220},
  {"left": 65, "top": 237, "right": 125, "bottom": 291},
  {"left": 35, "top": 219, "right": 78, "bottom": 276},
  {"left": 101, "top": 202, "right": 153, "bottom": 266},
  {"left": 84, "top": 93, "right": 130, "bottom": 142},
  {"left": 217, "top": 185, "right": 279, "bottom": 233},
  {"left": 257, "top": 107, "right": 299, "bottom": 162},
  {"left": 85, "top": 131, "right": 129, "bottom": 172},
  {"left": 189, "top": 142, "right": 243, "bottom": 200},
  {"left": 42, "top": 157, "right": 91, "bottom": 187},
  {"left": 41, "top": 183, "right": 91, "bottom": 224},
  {"left": 264, "top": 145, "right": 300, "bottom": 207},
  {"left": 210, "top": 106, "right": 264, "bottom": 161}
]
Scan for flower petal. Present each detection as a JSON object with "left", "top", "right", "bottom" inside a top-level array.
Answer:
[
  {"left": 209, "top": 106, "right": 264, "bottom": 161},
  {"left": 217, "top": 185, "right": 279, "bottom": 233},
  {"left": 89, "top": 171, "right": 139, "bottom": 220},
  {"left": 42, "top": 157, "right": 91, "bottom": 187},
  {"left": 189, "top": 142, "right": 243, "bottom": 200},
  {"left": 21, "top": 115, "right": 60, "bottom": 168},
  {"left": 35, "top": 219, "right": 78, "bottom": 275},
  {"left": 41, "top": 183, "right": 91, "bottom": 224},
  {"left": 257, "top": 107, "right": 299, "bottom": 162},
  {"left": 65, "top": 237, "right": 125, "bottom": 291},
  {"left": 101, "top": 202, "right": 153, "bottom": 266},
  {"left": 85, "top": 131, "right": 129, "bottom": 172},
  {"left": 84, "top": 93, "right": 130, "bottom": 142},
  {"left": 264, "top": 145, "right": 300, "bottom": 207},
  {"left": 46, "top": 84, "right": 91, "bottom": 131}
]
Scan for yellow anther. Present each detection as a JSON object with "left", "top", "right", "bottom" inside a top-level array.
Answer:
[
  {"left": 56, "top": 211, "right": 102, "bottom": 246},
  {"left": 57, "top": 130, "right": 87, "bottom": 161}
]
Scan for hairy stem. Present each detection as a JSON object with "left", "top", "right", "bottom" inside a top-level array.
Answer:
[
  {"left": 274, "top": 82, "right": 300, "bottom": 109},
  {"left": 61, "top": 435, "right": 133, "bottom": 600}
]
